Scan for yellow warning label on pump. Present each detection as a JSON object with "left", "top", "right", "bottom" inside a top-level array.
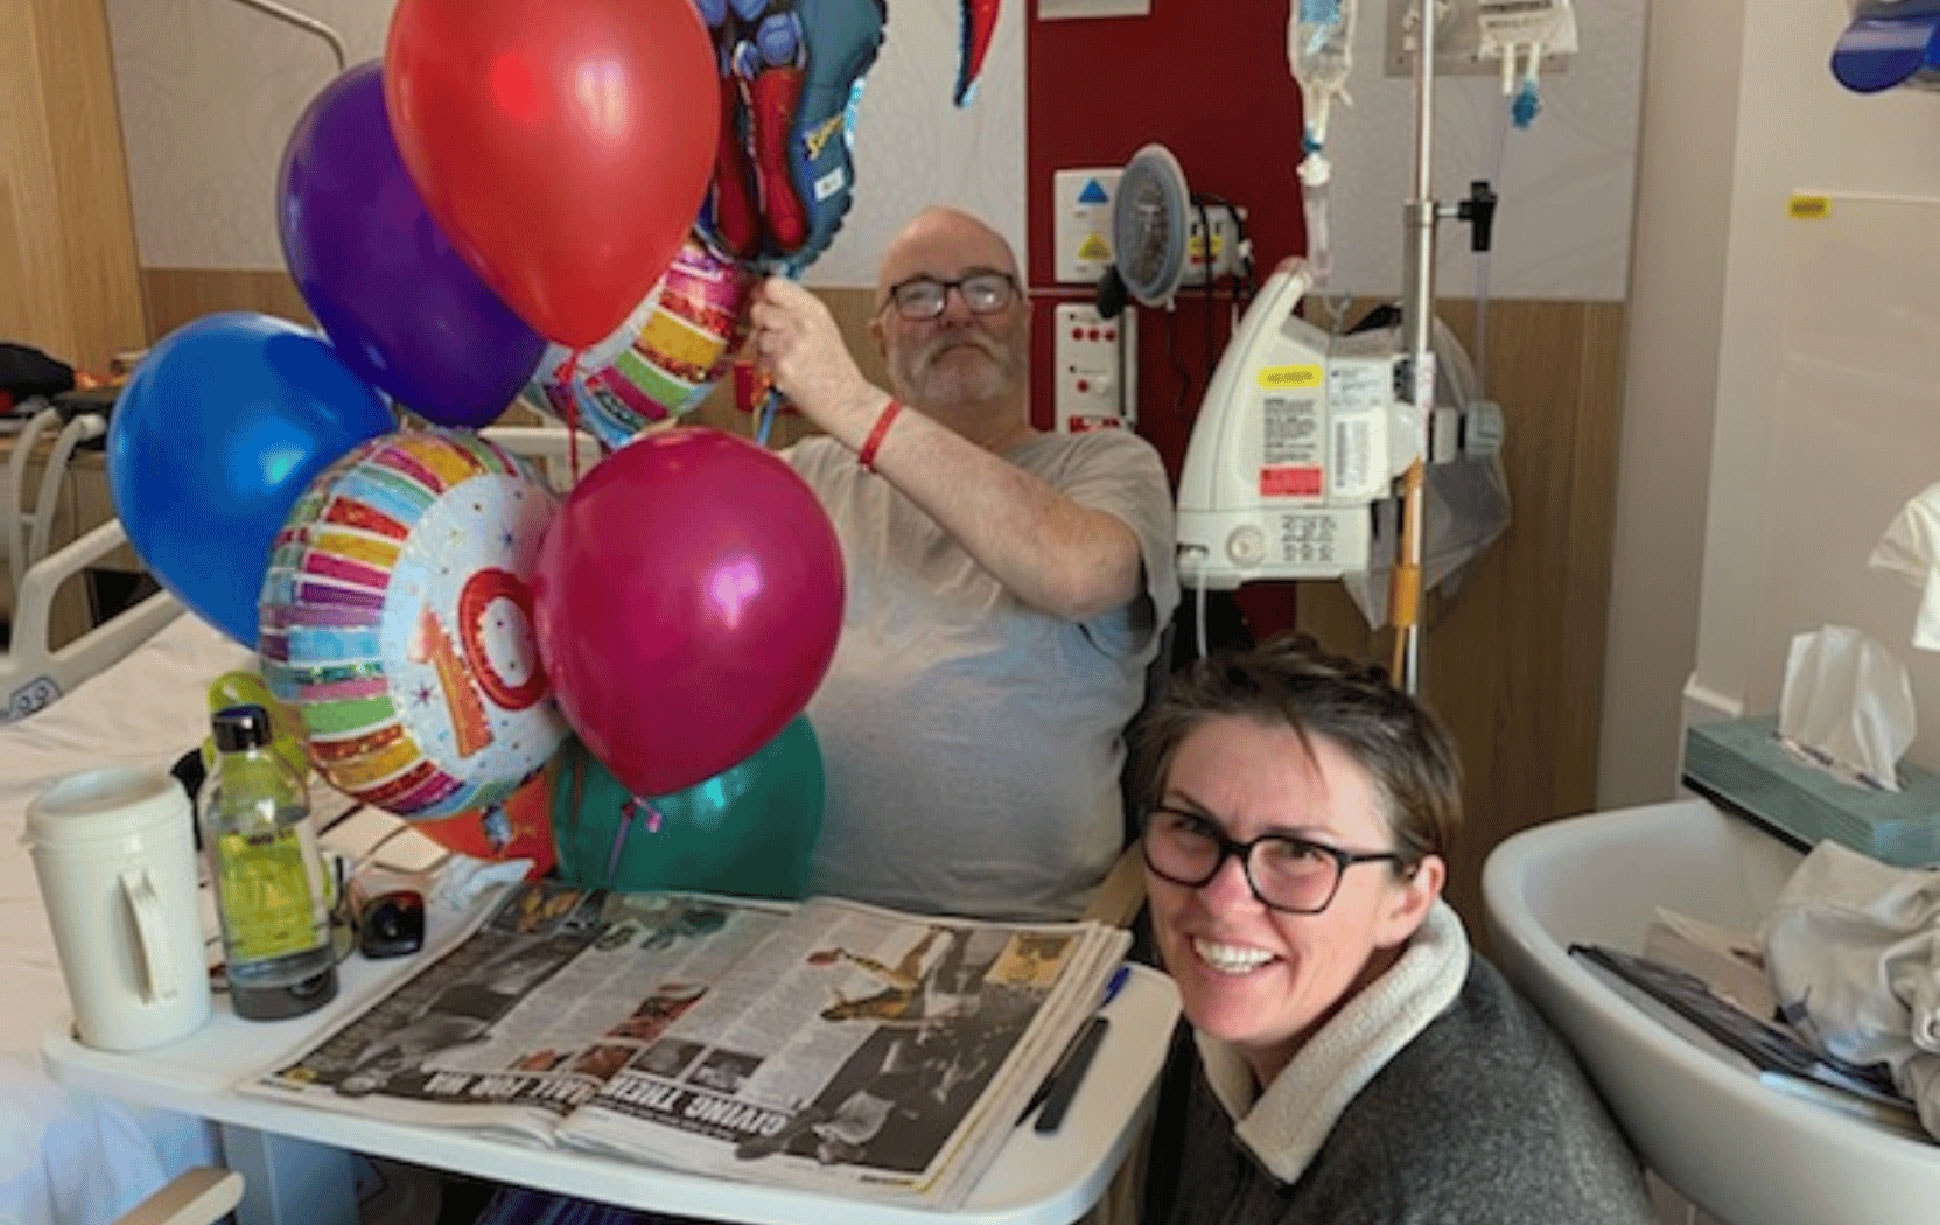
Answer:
[
  {"left": 1788, "top": 194, "right": 1832, "bottom": 220},
  {"left": 1077, "top": 233, "right": 1111, "bottom": 262},
  {"left": 1257, "top": 364, "right": 1323, "bottom": 391}
]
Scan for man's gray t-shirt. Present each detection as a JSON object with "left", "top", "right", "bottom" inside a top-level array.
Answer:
[{"left": 789, "top": 429, "right": 1179, "bottom": 921}]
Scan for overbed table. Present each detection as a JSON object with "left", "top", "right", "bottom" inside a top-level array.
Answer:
[{"left": 44, "top": 918, "right": 1179, "bottom": 1225}]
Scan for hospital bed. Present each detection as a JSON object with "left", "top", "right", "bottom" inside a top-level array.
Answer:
[
  {"left": 5, "top": 405, "right": 106, "bottom": 593},
  {"left": 0, "top": 612, "right": 247, "bottom": 1225},
  {"left": 1, "top": 403, "right": 182, "bottom": 723}
]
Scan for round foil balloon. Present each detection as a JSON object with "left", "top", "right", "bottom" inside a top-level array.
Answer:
[
  {"left": 523, "top": 233, "right": 755, "bottom": 451},
  {"left": 415, "top": 764, "right": 557, "bottom": 879},
  {"left": 259, "top": 430, "right": 566, "bottom": 818}
]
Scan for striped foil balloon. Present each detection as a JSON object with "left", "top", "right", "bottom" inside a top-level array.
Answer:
[
  {"left": 522, "top": 231, "right": 754, "bottom": 451},
  {"left": 258, "top": 430, "right": 566, "bottom": 819}
]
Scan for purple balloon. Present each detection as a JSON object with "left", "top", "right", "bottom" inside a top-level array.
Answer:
[{"left": 279, "top": 62, "right": 546, "bottom": 428}]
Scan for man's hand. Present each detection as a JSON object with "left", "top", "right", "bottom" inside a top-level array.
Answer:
[
  {"left": 749, "top": 278, "right": 879, "bottom": 444},
  {"left": 747, "top": 279, "right": 1144, "bottom": 624}
]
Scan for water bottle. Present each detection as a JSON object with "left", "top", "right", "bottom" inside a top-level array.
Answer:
[{"left": 199, "top": 704, "right": 337, "bottom": 1020}]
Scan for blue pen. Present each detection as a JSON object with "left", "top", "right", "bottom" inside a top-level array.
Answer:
[{"left": 1101, "top": 962, "right": 1131, "bottom": 1008}]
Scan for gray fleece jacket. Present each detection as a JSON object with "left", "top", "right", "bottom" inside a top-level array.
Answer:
[{"left": 1142, "top": 904, "right": 1658, "bottom": 1225}]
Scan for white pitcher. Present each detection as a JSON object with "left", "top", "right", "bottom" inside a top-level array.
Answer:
[{"left": 24, "top": 765, "right": 212, "bottom": 1051}]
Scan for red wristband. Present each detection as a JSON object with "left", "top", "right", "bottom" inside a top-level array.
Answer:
[{"left": 857, "top": 398, "right": 901, "bottom": 473}]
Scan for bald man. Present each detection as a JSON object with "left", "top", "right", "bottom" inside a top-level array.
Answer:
[{"left": 749, "top": 207, "right": 1178, "bottom": 921}]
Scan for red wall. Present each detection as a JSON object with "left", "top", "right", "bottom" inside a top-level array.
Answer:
[{"left": 1024, "top": 0, "right": 1308, "bottom": 636}]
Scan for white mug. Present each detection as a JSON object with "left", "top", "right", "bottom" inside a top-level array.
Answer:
[{"left": 24, "top": 766, "right": 212, "bottom": 1051}]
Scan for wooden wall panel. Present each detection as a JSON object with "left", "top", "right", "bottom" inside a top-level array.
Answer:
[
  {"left": 32, "top": 0, "right": 147, "bottom": 368},
  {"left": 141, "top": 268, "right": 312, "bottom": 340},
  {"left": 0, "top": 0, "right": 146, "bottom": 374},
  {"left": 0, "top": 0, "right": 71, "bottom": 359},
  {"left": 0, "top": 179, "right": 33, "bottom": 348},
  {"left": 1295, "top": 299, "right": 1627, "bottom": 941}
]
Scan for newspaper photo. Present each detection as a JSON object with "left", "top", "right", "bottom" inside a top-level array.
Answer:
[
  {"left": 556, "top": 898, "right": 1126, "bottom": 1206},
  {"left": 250, "top": 882, "right": 791, "bottom": 1137},
  {"left": 245, "top": 882, "right": 1129, "bottom": 1208}
]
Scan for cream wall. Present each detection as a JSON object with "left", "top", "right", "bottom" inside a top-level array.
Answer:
[
  {"left": 1600, "top": 1, "right": 1940, "bottom": 803},
  {"left": 1324, "top": 0, "right": 1646, "bottom": 301},
  {"left": 1595, "top": 0, "right": 1745, "bottom": 808},
  {"left": 102, "top": 0, "right": 1025, "bottom": 288}
]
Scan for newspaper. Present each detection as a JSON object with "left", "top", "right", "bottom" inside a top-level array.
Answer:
[
  {"left": 1570, "top": 943, "right": 1918, "bottom": 1131},
  {"left": 248, "top": 880, "right": 1131, "bottom": 1208}
]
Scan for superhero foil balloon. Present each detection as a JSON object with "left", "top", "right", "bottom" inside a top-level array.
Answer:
[
  {"left": 696, "top": 0, "right": 886, "bottom": 273},
  {"left": 694, "top": 0, "right": 1003, "bottom": 274}
]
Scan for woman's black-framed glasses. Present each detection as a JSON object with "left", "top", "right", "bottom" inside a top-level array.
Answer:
[
  {"left": 883, "top": 270, "right": 1018, "bottom": 321},
  {"left": 1141, "top": 806, "right": 1404, "bottom": 915}
]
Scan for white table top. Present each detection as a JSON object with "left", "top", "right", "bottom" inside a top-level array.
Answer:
[{"left": 43, "top": 926, "right": 1180, "bottom": 1225}]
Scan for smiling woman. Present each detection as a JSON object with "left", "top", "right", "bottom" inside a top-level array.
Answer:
[{"left": 1131, "top": 637, "right": 1659, "bottom": 1225}]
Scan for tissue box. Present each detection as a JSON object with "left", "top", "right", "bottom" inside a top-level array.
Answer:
[{"left": 1683, "top": 716, "right": 1940, "bottom": 867}]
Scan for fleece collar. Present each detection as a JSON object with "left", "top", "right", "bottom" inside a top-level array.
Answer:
[{"left": 1193, "top": 901, "right": 1470, "bottom": 1183}]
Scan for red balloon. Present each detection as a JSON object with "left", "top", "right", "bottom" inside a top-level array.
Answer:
[
  {"left": 532, "top": 429, "right": 844, "bottom": 797},
  {"left": 385, "top": 0, "right": 720, "bottom": 348}
]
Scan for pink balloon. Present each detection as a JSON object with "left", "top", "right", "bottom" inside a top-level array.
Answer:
[{"left": 532, "top": 428, "right": 844, "bottom": 796}]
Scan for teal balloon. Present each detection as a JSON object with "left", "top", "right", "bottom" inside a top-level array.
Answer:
[{"left": 551, "top": 716, "right": 823, "bottom": 900}]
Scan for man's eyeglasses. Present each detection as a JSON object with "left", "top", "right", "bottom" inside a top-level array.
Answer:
[
  {"left": 881, "top": 270, "right": 1019, "bottom": 321},
  {"left": 1141, "top": 806, "right": 1404, "bottom": 915}
]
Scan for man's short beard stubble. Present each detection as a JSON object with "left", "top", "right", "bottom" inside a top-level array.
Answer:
[{"left": 895, "top": 322, "right": 1026, "bottom": 406}]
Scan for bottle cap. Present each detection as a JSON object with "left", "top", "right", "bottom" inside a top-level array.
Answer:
[{"left": 212, "top": 704, "right": 273, "bottom": 753}]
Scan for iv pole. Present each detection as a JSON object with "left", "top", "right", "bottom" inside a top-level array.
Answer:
[{"left": 1389, "top": 0, "right": 1438, "bottom": 694}]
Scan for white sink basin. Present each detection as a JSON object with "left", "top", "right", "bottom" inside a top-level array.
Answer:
[{"left": 1483, "top": 799, "right": 1940, "bottom": 1225}]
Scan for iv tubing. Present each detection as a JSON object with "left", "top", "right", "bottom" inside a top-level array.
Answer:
[{"left": 1474, "top": 104, "right": 1511, "bottom": 401}]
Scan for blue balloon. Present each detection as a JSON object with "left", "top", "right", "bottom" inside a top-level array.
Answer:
[
  {"left": 108, "top": 313, "right": 394, "bottom": 646},
  {"left": 279, "top": 62, "right": 547, "bottom": 427}
]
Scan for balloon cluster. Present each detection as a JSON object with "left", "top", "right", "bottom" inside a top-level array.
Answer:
[
  {"left": 523, "top": 0, "right": 890, "bottom": 440},
  {"left": 107, "top": 0, "right": 851, "bottom": 896}
]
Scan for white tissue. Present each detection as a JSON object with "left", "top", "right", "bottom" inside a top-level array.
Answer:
[
  {"left": 1779, "top": 625, "right": 1916, "bottom": 791},
  {"left": 1870, "top": 482, "right": 1940, "bottom": 652}
]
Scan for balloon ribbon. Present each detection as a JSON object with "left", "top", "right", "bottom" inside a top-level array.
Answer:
[
  {"left": 607, "top": 796, "right": 665, "bottom": 884},
  {"left": 553, "top": 349, "right": 587, "bottom": 486}
]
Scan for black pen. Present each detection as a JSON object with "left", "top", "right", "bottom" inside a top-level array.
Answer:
[
  {"left": 1034, "top": 1013, "right": 1109, "bottom": 1134},
  {"left": 1017, "top": 1015, "right": 1092, "bottom": 1124},
  {"left": 1016, "top": 964, "right": 1130, "bottom": 1126}
]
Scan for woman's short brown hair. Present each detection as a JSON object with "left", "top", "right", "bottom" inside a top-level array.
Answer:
[{"left": 1129, "top": 634, "right": 1463, "bottom": 869}]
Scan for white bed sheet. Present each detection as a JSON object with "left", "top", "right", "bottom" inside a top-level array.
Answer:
[{"left": 1, "top": 614, "right": 250, "bottom": 1225}]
